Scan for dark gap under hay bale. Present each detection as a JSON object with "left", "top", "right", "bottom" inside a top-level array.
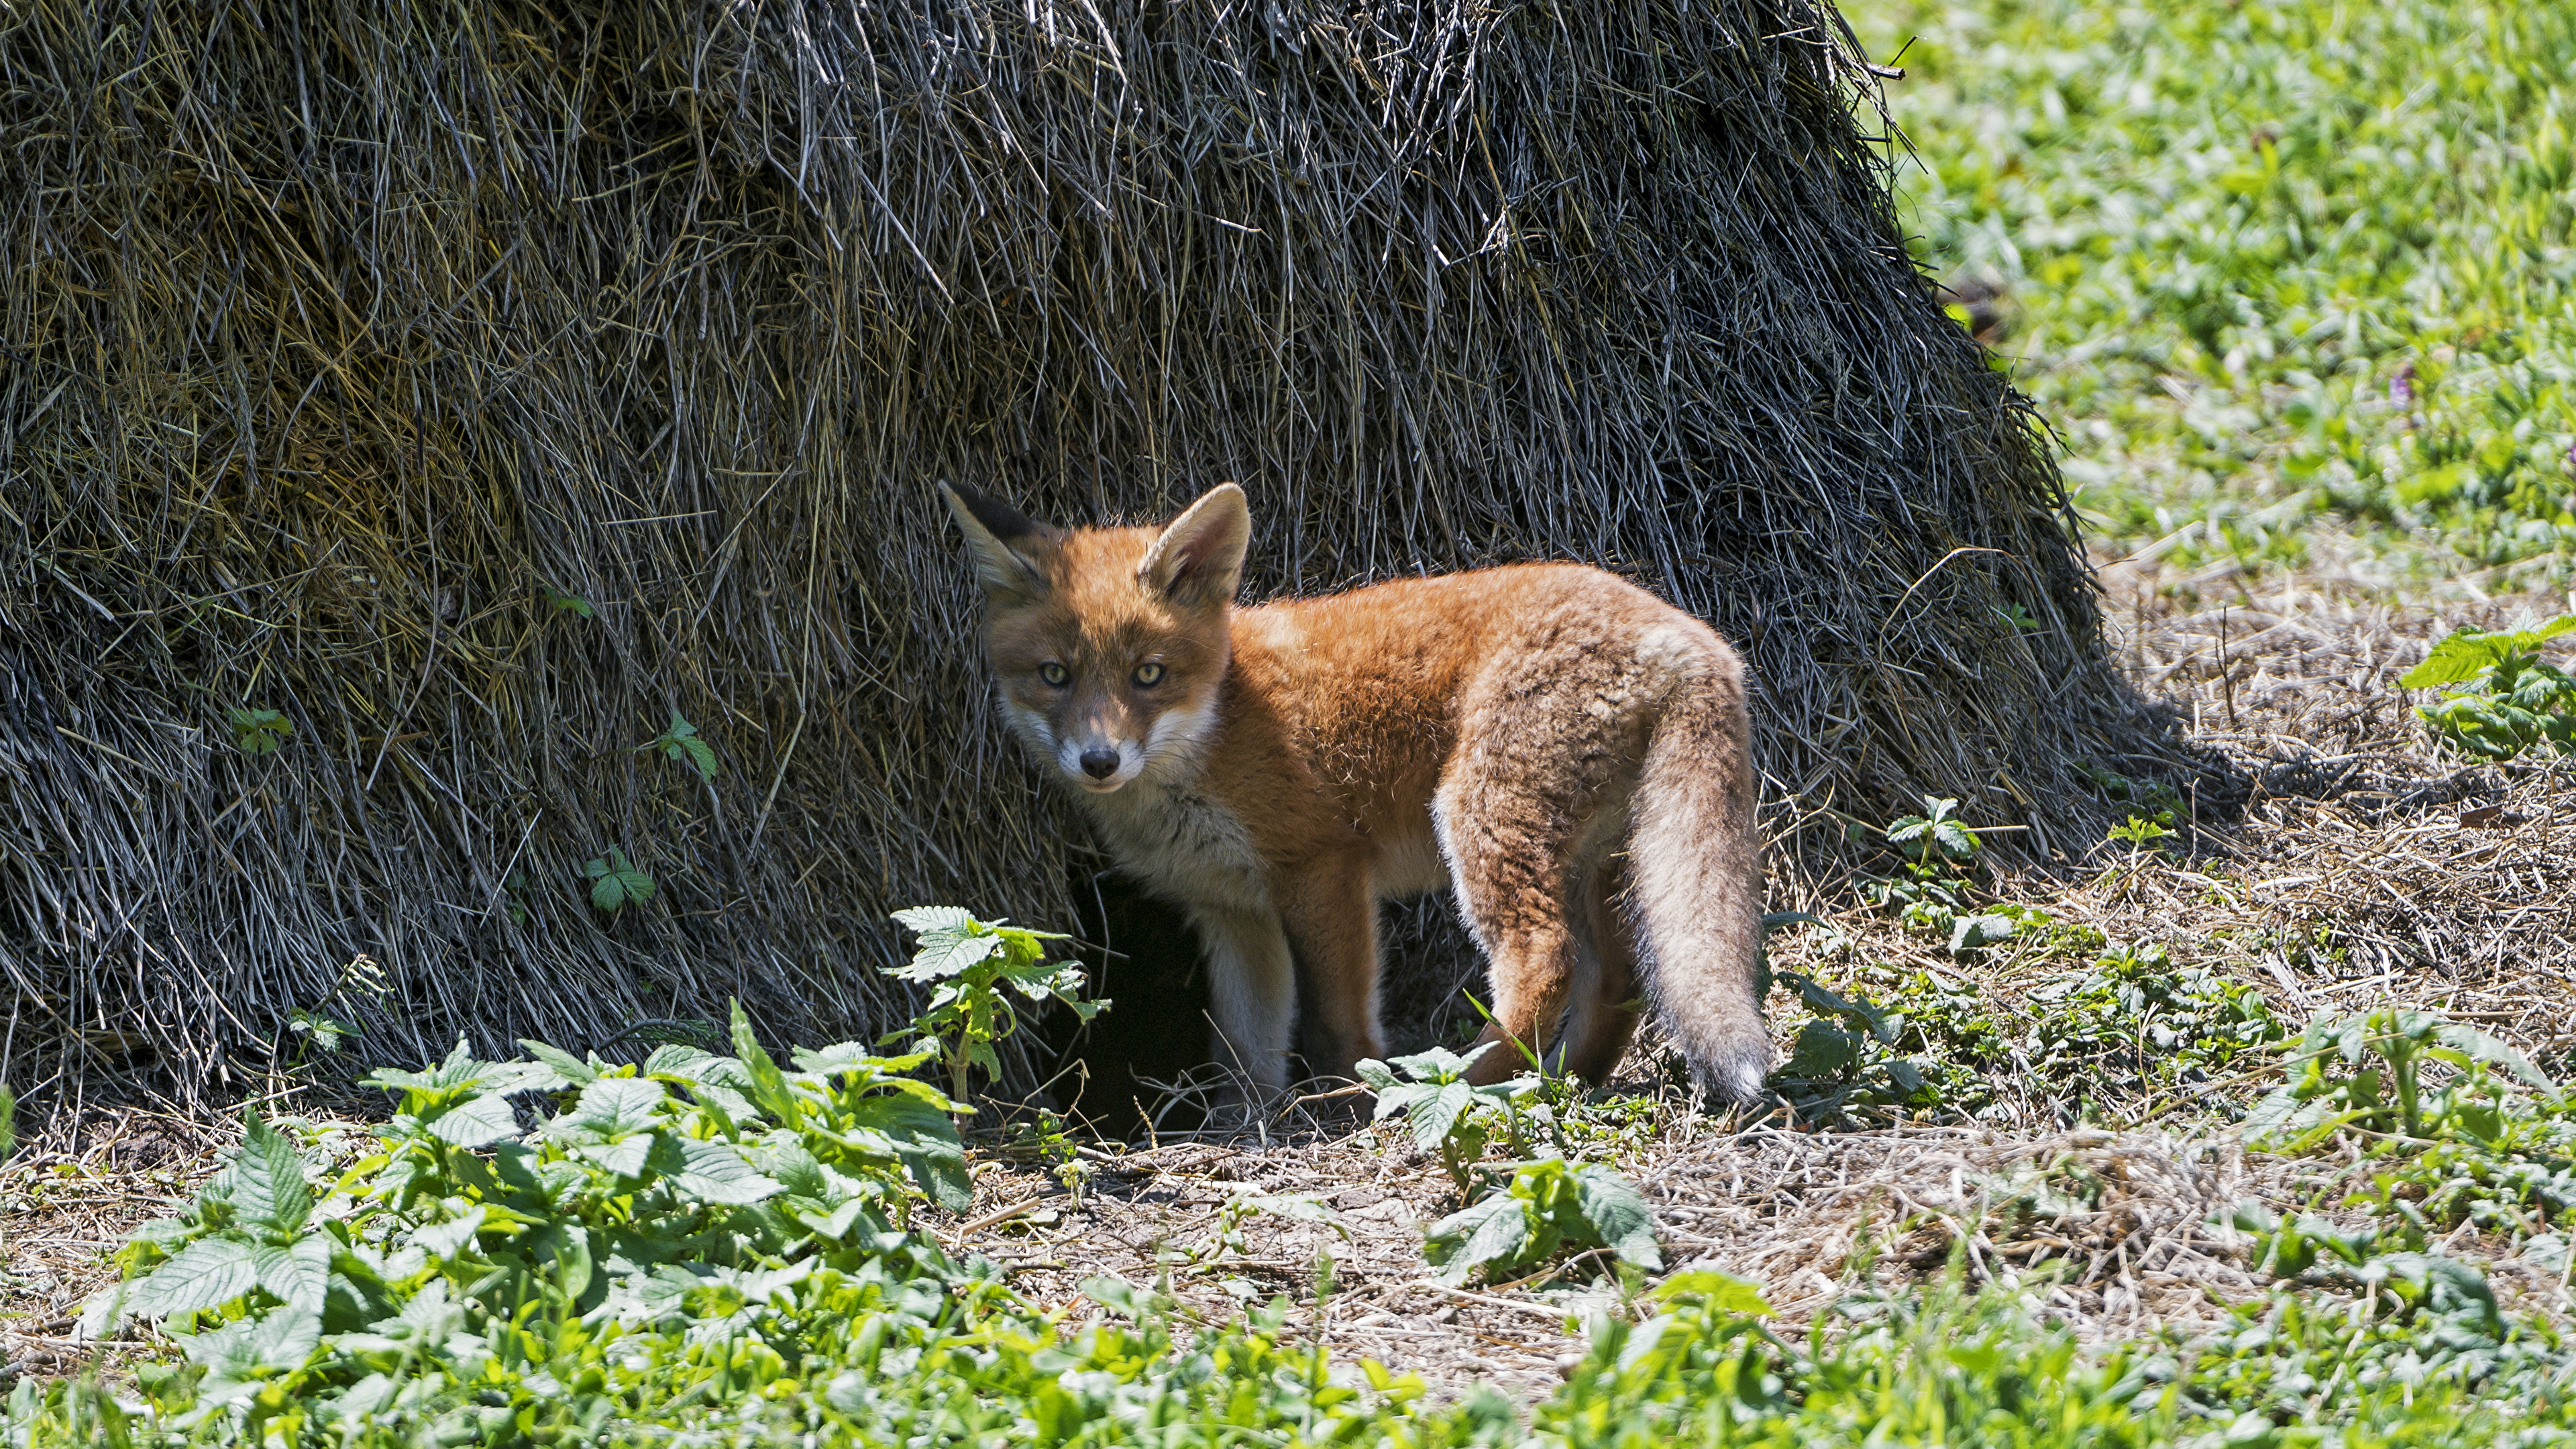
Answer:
[{"left": 0, "top": 0, "right": 2198, "bottom": 1122}]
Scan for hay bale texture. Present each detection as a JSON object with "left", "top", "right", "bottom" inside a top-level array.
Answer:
[{"left": 0, "top": 0, "right": 2163, "bottom": 1105}]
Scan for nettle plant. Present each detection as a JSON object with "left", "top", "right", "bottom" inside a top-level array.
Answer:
[
  {"left": 2402, "top": 614, "right": 2576, "bottom": 761},
  {"left": 2023, "top": 943, "right": 2284, "bottom": 1117},
  {"left": 83, "top": 1003, "right": 974, "bottom": 1440},
  {"left": 1354, "top": 1043, "right": 1554, "bottom": 1192},
  {"left": 2249, "top": 1009, "right": 2576, "bottom": 1241},
  {"left": 1423, "top": 1157, "right": 1660, "bottom": 1288},
  {"left": 1356, "top": 1044, "right": 1660, "bottom": 1287},
  {"left": 1864, "top": 797, "right": 2008, "bottom": 949},
  {"left": 1767, "top": 972, "right": 1941, "bottom": 1122},
  {"left": 883, "top": 908, "right": 1102, "bottom": 1121}
]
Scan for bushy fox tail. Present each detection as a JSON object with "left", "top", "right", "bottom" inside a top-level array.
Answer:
[{"left": 1629, "top": 681, "right": 1770, "bottom": 1106}]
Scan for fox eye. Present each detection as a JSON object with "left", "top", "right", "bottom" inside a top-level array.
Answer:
[
  {"left": 1038, "top": 662, "right": 1070, "bottom": 687},
  {"left": 1132, "top": 661, "right": 1165, "bottom": 687}
]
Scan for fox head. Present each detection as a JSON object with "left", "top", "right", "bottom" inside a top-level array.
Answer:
[{"left": 939, "top": 480, "right": 1249, "bottom": 794}]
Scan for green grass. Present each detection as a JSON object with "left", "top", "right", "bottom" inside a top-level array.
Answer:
[{"left": 1852, "top": 0, "right": 2576, "bottom": 582}]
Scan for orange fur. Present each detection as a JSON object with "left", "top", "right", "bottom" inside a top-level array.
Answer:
[{"left": 941, "top": 482, "right": 1770, "bottom": 1108}]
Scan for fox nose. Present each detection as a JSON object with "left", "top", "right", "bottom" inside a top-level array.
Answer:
[{"left": 1079, "top": 748, "right": 1120, "bottom": 780}]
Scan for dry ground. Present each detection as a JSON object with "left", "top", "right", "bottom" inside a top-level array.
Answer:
[{"left": 6, "top": 555, "right": 2573, "bottom": 1390}]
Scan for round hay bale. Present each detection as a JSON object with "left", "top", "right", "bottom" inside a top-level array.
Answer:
[{"left": 0, "top": 0, "right": 2180, "bottom": 1108}]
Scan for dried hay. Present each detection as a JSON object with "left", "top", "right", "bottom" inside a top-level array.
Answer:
[{"left": 1, "top": 0, "right": 2171, "bottom": 1121}]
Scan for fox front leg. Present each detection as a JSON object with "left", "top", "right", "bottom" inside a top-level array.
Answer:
[{"left": 1188, "top": 904, "right": 1297, "bottom": 1101}]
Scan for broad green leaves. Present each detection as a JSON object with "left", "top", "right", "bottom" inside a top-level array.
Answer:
[
  {"left": 2246, "top": 1008, "right": 2576, "bottom": 1244},
  {"left": 223, "top": 1113, "right": 313, "bottom": 1235},
  {"left": 119, "top": 1238, "right": 260, "bottom": 1320},
  {"left": 227, "top": 706, "right": 291, "bottom": 755},
  {"left": 2403, "top": 616, "right": 2576, "bottom": 761},
  {"left": 1884, "top": 796, "right": 1980, "bottom": 871},
  {"left": 2400, "top": 616, "right": 2575, "bottom": 687},
  {"left": 1353, "top": 1044, "right": 1551, "bottom": 1191},
  {"left": 1768, "top": 971, "right": 1937, "bottom": 1120},
  {"left": 1356, "top": 1047, "right": 1653, "bottom": 1287},
  {"left": 582, "top": 846, "right": 655, "bottom": 913},
  {"left": 1424, "top": 1158, "right": 1662, "bottom": 1287},
  {"left": 885, "top": 908, "right": 1102, "bottom": 1120},
  {"left": 90, "top": 998, "right": 973, "bottom": 1439},
  {"left": 2248, "top": 1009, "right": 2552, "bottom": 1150}
]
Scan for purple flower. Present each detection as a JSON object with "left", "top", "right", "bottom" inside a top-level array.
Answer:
[{"left": 2390, "top": 362, "right": 2415, "bottom": 410}]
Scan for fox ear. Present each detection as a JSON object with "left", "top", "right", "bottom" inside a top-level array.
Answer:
[
  {"left": 938, "top": 482, "right": 1061, "bottom": 599},
  {"left": 1138, "top": 483, "right": 1250, "bottom": 608}
]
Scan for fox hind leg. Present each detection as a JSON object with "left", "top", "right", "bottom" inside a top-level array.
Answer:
[
  {"left": 1278, "top": 855, "right": 1385, "bottom": 1083},
  {"left": 1436, "top": 773, "right": 1608, "bottom": 1088},
  {"left": 1554, "top": 855, "right": 1645, "bottom": 1083}
]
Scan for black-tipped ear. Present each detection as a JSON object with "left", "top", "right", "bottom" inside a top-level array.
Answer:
[
  {"left": 938, "top": 482, "right": 1062, "bottom": 599},
  {"left": 1137, "top": 483, "right": 1251, "bottom": 608}
]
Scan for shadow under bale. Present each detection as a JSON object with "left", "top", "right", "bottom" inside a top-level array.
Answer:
[{"left": 0, "top": 0, "right": 2200, "bottom": 1120}]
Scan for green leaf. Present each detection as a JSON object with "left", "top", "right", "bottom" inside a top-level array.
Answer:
[
  {"left": 560, "top": 1076, "right": 667, "bottom": 1137},
  {"left": 650, "top": 710, "right": 720, "bottom": 780},
  {"left": 645, "top": 1045, "right": 762, "bottom": 1120},
  {"left": 1081, "top": 1275, "right": 1169, "bottom": 1320},
  {"left": 1572, "top": 1165, "right": 1661, "bottom": 1270},
  {"left": 671, "top": 1137, "right": 784, "bottom": 1205},
  {"left": 252, "top": 1236, "right": 333, "bottom": 1314},
  {"left": 888, "top": 912, "right": 1006, "bottom": 983},
  {"left": 576, "top": 1132, "right": 658, "bottom": 1179},
  {"left": 584, "top": 848, "right": 655, "bottom": 914},
  {"left": 889, "top": 906, "right": 978, "bottom": 938},
  {"left": 1407, "top": 1080, "right": 1477, "bottom": 1153},
  {"left": 186, "top": 1309, "right": 322, "bottom": 1405},
  {"left": 792, "top": 1197, "right": 876, "bottom": 1243},
  {"left": 415, "top": 1205, "right": 488, "bottom": 1260},
  {"left": 1425, "top": 1193, "right": 1529, "bottom": 1285},
  {"left": 863, "top": 1093, "right": 972, "bottom": 1210},
  {"left": 1782, "top": 1020, "right": 1858, "bottom": 1079},
  {"left": 1883, "top": 1058, "right": 1928, "bottom": 1099},
  {"left": 1949, "top": 912, "right": 2019, "bottom": 952},
  {"left": 225, "top": 1112, "right": 313, "bottom": 1235},
  {"left": 2402, "top": 616, "right": 2575, "bottom": 687},
  {"left": 228, "top": 706, "right": 293, "bottom": 756},
  {"left": 518, "top": 1039, "right": 600, "bottom": 1085},
  {"left": 2430, "top": 1022, "right": 2555, "bottom": 1091},
  {"left": 1788, "top": 975, "right": 1889, "bottom": 1038},
  {"left": 123, "top": 1237, "right": 260, "bottom": 1320},
  {"left": 533, "top": 1222, "right": 593, "bottom": 1300},
  {"left": 730, "top": 1001, "right": 804, "bottom": 1129},
  {"left": 1652, "top": 1270, "right": 1774, "bottom": 1316},
  {"left": 286, "top": 1008, "right": 347, "bottom": 1053},
  {"left": 423, "top": 1092, "right": 523, "bottom": 1148}
]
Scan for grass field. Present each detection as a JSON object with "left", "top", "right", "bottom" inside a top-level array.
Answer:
[
  {"left": 6, "top": 1, "right": 2576, "bottom": 1443},
  {"left": 1853, "top": 0, "right": 2576, "bottom": 588}
]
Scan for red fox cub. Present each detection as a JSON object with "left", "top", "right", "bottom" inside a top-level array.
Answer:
[{"left": 940, "top": 480, "right": 1771, "bottom": 1106}]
